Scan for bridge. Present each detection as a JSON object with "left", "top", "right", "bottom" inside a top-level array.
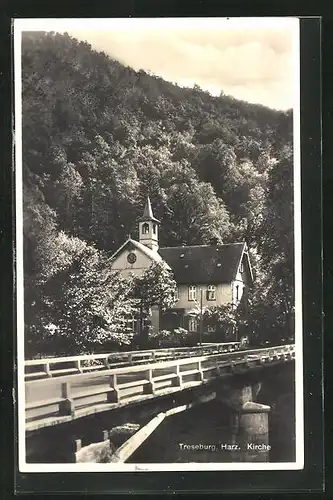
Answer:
[{"left": 24, "top": 343, "right": 295, "bottom": 464}]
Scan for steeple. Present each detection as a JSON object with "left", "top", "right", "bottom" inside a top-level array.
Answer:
[
  {"left": 138, "top": 196, "right": 160, "bottom": 252},
  {"left": 140, "top": 196, "right": 160, "bottom": 223}
]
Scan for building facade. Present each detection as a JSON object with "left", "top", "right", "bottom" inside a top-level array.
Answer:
[{"left": 109, "top": 197, "right": 253, "bottom": 338}]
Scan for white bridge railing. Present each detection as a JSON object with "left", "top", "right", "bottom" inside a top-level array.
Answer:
[
  {"left": 25, "top": 344, "right": 295, "bottom": 431},
  {"left": 24, "top": 342, "right": 242, "bottom": 381}
]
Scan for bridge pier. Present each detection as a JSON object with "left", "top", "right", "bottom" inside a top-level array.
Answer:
[{"left": 217, "top": 382, "right": 271, "bottom": 462}]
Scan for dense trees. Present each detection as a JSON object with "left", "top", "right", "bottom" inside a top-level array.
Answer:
[{"left": 21, "top": 31, "right": 295, "bottom": 355}]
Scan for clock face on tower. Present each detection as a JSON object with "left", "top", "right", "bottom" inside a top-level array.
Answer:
[{"left": 127, "top": 252, "right": 137, "bottom": 264}]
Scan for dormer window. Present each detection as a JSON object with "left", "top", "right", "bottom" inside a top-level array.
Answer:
[
  {"left": 188, "top": 285, "right": 196, "bottom": 301},
  {"left": 142, "top": 223, "right": 149, "bottom": 235},
  {"left": 207, "top": 285, "right": 216, "bottom": 301}
]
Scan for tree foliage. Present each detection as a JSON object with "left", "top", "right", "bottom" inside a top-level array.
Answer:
[
  {"left": 130, "top": 262, "right": 177, "bottom": 346},
  {"left": 25, "top": 234, "right": 137, "bottom": 357},
  {"left": 203, "top": 304, "right": 238, "bottom": 340},
  {"left": 21, "top": 31, "right": 295, "bottom": 355}
]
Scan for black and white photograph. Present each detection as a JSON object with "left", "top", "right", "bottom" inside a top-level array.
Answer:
[{"left": 14, "top": 17, "right": 303, "bottom": 472}]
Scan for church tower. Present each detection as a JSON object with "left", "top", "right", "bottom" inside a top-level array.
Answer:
[{"left": 138, "top": 197, "right": 160, "bottom": 252}]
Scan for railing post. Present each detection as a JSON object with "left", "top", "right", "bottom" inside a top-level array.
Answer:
[
  {"left": 144, "top": 368, "right": 155, "bottom": 394},
  {"left": 59, "top": 382, "right": 74, "bottom": 416},
  {"left": 43, "top": 363, "right": 51, "bottom": 377},
  {"left": 69, "top": 438, "right": 82, "bottom": 463},
  {"left": 75, "top": 439, "right": 82, "bottom": 452},
  {"left": 75, "top": 360, "right": 83, "bottom": 373},
  {"left": 173, "top": 363, "right": 183, "bottom": 388},
  {"left": 108, "top": 374, "right": 119, "bottom": 403},
  {"left": 230, "top": 359, "right": 236, "bottom": 373},
  {"left": 244, "top": 356, "right": 251, "bottom": 369},
  {"left": 198, "top": 360, "right": 204, "bottom": 381},
  {"left": 103, "top": 356, "right": 110, "bottom": 369},
  {"left": 101, "top": 430, "right": 109, "bottom": 442}
]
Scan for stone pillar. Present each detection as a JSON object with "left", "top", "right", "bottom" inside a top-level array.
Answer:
[
  {"left": 230, "top": 400, "right": 271, "bottom": 462},
  {"left": 217, "top": 383, "right": 271, "bottom": 462}
]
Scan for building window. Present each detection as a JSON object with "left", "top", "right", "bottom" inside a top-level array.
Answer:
[
  {"left": 236, "top": 284, "right": 240, "bottom": 302},
  {"left": 207, "top": 325, "right": 216, "bottom": 333},
  {"left": 188, "top": 285, "right": 197, "bottom": 301},
  {"left": 142, "top": 223, "right": 149, "bottom": 234},
  {"left": 207, "top": 284, "right": 216, "bottom": 301},
  {"left": 188, "top": 317, "right": 197, "bottom": 332},
  {"left": 153, "top": 223, "right": 157, "bottom": 234},
  {"left": 173, "top": 287, "right": 179, "bottom": 301},
  {"left": 240, "top": 263, "right": 244, "bottom": 273}
]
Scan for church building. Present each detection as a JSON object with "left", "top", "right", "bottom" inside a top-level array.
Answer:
[{"left": 109, "top": 197, "right": 253, "bottom": 337}]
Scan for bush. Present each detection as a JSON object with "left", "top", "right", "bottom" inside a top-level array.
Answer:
[
  {"left": 173, "top": 327, "right": 189, "bottom": 344},
  {"left": 148, "top": 327, "right": 194, "bottom": 348}
]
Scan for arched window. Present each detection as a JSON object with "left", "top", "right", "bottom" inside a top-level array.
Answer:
[{"left": 142, "top": 223, "right": 149, "bottom": 235}]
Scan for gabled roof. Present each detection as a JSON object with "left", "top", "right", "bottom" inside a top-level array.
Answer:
[
  {"left": 138, "top": 196, "right": 160, "bottom": 223},
  {"left": 159, "top": 242, "right": 252, "bottom": 285},
  {"left": 109, "top": 238, "right": 170, "bottom": 269}
]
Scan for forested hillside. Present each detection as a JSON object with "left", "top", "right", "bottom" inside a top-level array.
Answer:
[{"left": 22, "top": 31, "right": 294, "bottom": 356}]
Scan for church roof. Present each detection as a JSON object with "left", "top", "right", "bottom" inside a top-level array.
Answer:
[
  {"left": 138, "top": 196, "right": 160, "bottom": 223},
  {"left": 159, "top": 242, "right": 252, "bottom": 285}
]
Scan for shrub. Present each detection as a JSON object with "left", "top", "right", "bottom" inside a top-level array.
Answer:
[{"left": 148, "top": 327, "right": 192, "bottom": 348}]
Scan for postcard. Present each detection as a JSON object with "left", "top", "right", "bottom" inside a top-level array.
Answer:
[{"left": 14, "top": 17, "right": 304, "bottom": 474}]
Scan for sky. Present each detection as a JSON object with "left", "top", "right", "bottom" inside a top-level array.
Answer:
[{"left": 18, "top": 18, "right": 298, "bottom": 110}]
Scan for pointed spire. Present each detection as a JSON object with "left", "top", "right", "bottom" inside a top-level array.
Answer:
[
  {"left": 139, "top": 196, "right": 160, "bottom": 223},
  {"left": 143, "top": 196, "right": 154, "bottom": 219}
]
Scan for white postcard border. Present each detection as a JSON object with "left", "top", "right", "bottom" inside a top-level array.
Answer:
[{"left": 14, "top": 16, "right": 303, "bottom": 473}]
